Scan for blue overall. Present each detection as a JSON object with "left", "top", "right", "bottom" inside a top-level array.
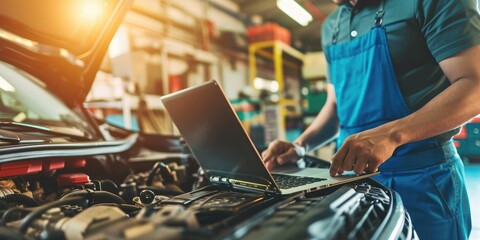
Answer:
[{"left": 325, "top": 2, "right": 471, "bottom": 239}]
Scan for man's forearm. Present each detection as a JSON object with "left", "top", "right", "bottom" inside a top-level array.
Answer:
[
  {"left": 329, "top": 77, "right": 480, "bottom": 176},
  {"left": 329, "top": 46, "right": 480, "bottom": 176},
  {"left": 385, "top": 44, "right": 480, "bottom": 146},
  {"left": 382, "top": 77, "right": 480, "bottom": 146},
  {"left": 295, "top": 84, "right": 340, "bottom": 151}
]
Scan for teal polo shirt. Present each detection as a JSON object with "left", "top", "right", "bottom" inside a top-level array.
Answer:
[{"left": 322, "top": 0, "right": 480, "bottom": 143}]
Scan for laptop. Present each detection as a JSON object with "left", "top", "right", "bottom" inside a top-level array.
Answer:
[{"left": 160, "top": 80, "right": 377, "bottom": 195}]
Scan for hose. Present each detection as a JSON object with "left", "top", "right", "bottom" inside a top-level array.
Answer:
[
  {"left": 138, "top": 186, "right": 183, "bottom": 196},
  {"left": 1, "top": 207, "right": 33, "bottom": 226},
  {"left": 0, "top": 201, "right": 9, "bottom": 211},
  {"left": 98, "top": 180, "right": 119, "bottom": 195},
  {"left": 61, "top": 190, "right": 126, "bottom": 205},
  {"left": 0, "top": 186, "right": 38, "bottom": 207},
  {"left": 3, "top": 194, "right": 38, "bottom": 207},
  {"left": 0, "top": 226, "right": 34, "bottom": 240},
  {"left": 94, "top": 203, "right": 142, "bottom": 215},
  {"left": 117, "top": 204, "right": 141, "bottom": 213},
  {"left": 146, "top": 162, "right": 175, "bottom": 186}
]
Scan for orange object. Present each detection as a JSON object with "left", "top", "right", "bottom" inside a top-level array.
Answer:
[
  {"left": 169, "top": 76, "right": 184, "bottom": 93},
  {"left": 247, "top": 23, "right": 291, "bottom": 45}
]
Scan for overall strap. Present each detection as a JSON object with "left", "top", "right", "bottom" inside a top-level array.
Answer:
[
  {"left": 332, "top": 7, "right": 344, "bottom": 44},
  {"left": 374, "top": 0, "right": 385, "bottom": 27},
  {"left": 331, "top": 0, "right": 386, "bottom": 44}
]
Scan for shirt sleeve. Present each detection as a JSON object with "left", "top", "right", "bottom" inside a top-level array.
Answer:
[
  {"left": 321, "top": 15, "right": 334, "bottom": 83},
  {"left": 417, "top": 0, "right": 480, "bottom": 62}
]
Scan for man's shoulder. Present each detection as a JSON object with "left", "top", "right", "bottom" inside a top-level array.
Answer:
[{"left": 322, "top": 7, "right": 340, "bottom": 32}]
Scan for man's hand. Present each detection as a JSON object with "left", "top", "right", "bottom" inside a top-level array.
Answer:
[
  {"left": 330, "top": 127, "right": 401, "bottom": 176},
  {"left": 261, "top": 140, "right": 301, "bottom": 170}
]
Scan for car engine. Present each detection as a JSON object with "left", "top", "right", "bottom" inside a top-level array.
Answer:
[{"left": 0, "top": 143, "right": 416, "bottom": 240}]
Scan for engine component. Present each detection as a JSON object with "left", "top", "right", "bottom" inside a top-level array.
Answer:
[
  {"left": 139, "top": 190, "right": 155, "bottom": 204},
  {"left": 18, "top": 190, "right": 126, "bottom": 234},
  {"left": 94, "top": 180, "right": 119, "bottom": 195},
  {"left": 0, "top": 226, "right": 33, "bottom": 240},
  {"left": 28, "top": 205, "right": 126, "bottom": 240},
  {"left": 61, "top": 206, "right": 127, "bottom": 240},
  {"left": 0, "top": 193, "right": 38, "bottom": 207},
  {"left": 223, "top": 183, "right": 407, "bottom": 240},
  {"left": 85, "top": 219, "right": 185, "bottom": 240},
  {"left": 19, "top": 195, "right": 87, "bottom": 234},
  {"left": 57, "top": 174, "right": 91, "bottom": 188},
  {"left": 147, "top": 162, "right": 175, "bottom": 185},
  {"left": 83, "top": 205, "right": 198, "bottom": 240},
  {"left": 0, "top": 186, "right": 38, "bottom": 207},
  {"left": 0, "top": 185, "right": 15, "bottom": 197},
  {"left": 152, "top": 205, "right": 198, "bottom": 228},
  {"left": 0, "top": 160, "right": 43, "bottom": 178},
  {"left": 132, "top": 189, "right": 167, "bottom": 207},
  {"left": 120, "top": 182, "right": 137, "bottom": 204}
]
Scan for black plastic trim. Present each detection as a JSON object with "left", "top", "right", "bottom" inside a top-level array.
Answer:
[{"left": 0, "top": 133, "right": 138, "bottom": 163}]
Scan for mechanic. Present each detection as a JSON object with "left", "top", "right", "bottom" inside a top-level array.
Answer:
[{"left": 261, "top": 0, "right": 479, "bottom": 239}]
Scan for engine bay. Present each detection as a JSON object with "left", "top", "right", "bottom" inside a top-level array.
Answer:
[
  {"left": 0, "top": 124, "right": 413, "bottom": 240},
  {"left": 0, "top": 148, "right": 410, "bottom": 240}
]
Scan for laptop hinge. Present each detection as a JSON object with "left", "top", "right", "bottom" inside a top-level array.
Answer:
[
  {"left": 209, "top": 176, "right": 276, "bottom": 194},
  {"left": 209, "top": 176, "right": 232, "bottom": 187}
]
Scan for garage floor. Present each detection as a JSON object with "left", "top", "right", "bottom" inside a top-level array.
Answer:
[{"left": 465, "top": 163, "right": 480, "bottom": 240}]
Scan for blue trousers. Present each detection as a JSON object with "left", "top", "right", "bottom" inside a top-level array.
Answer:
[{"left": 373, "top": 142, "right": 472, "bottom": 240}]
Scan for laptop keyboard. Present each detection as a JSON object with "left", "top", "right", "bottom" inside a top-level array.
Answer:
[{"left": 272, "top": 174, "right": 326, "bottom": 189}]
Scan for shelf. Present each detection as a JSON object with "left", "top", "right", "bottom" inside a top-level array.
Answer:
[
  {"left": 249, "top": 41, "right": 304, "bottom": 94},
  {"left": 248, "top": 41, "right": 304, "bottom": 142}
]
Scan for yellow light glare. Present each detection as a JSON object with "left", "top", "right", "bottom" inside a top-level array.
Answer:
[
  {"left": 253, "top": 77, "right": 265, "bottom": 90},
  {"left": 0, "top": 29, "right": 36, "bottom": 50},
  {"left": 0, "top": 76, "right": 16, "bottom": 92},
  {"left": 269, "top": 81, "right": 279, "bottom": 92},
  {"left": 253, "top": 77, "right": 279, "bottom": 92},
  {"left": 108, "top": 26, "right": 130, "bottom": 58},
  {"left": 81, "top": 0, "right": 104, "bottom": 20}
]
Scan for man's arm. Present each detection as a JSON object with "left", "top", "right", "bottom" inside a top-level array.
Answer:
[
  {"left": 330, "top": 45, "right": 480, "bottom": 176},
  {"left": 295, "top": 83, "right": 340, "bottom": 150},
  {"left": 262, "top": 84, "right": 340, "bottom": 170}
]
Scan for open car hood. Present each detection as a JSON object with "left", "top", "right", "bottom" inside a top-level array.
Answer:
[{"left": 0, "top": 0, "right": 132, "bottom": 106}]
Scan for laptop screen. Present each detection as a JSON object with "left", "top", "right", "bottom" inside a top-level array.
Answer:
[{"left": 161, "top": 81, "right": 274, "bottom": 186}]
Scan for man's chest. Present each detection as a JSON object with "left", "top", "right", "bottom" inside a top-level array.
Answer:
[{"left": 324, "top": 0, "right": 435, "bottom": 74}]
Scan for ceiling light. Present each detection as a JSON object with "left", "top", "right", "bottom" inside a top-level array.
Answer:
[{"left": 276, "top": 0, "right": 313, "bottom": 27}]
